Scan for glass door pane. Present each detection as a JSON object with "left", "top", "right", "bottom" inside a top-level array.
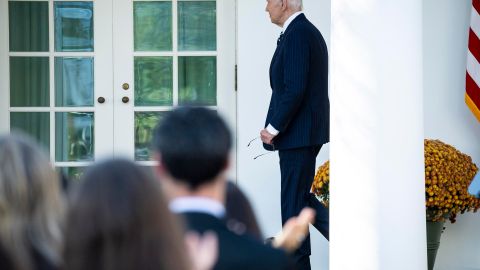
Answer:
[
  {"left": 55, "top": 112, "right": 94, "bottom": 162},
  {"left": 10, "top": 112, "right": 50, "bottom": 150},
  {"left": 178, "top": 1, "right": 216, "bottom": 51},
  {"left": 134, "top": 111, "right": 166, "bottom": 161},
  {"left": 134, "top": 56, "right": 173, "bottom": 106},
  {"left": 178, "top": 56, "right": 216, "bottom": 105},
  {"left": 54, "top": 1, "right": 94, "bottom": 52},
  {"left": 55, "top": 57, "right": 94, "bottom": 106},
  {"left": 9, "top": 1, "right": 49, "bottom": 52},
  {"left": 134, "top": 1, "right": 172, "bottom": 51},
  {"left": 10, "top": 57, "right": 50, "bottom": 107}
]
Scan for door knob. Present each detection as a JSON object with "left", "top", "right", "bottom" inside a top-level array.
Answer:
[
  {"left": 122, "top": 96, "right": 129, "bottom": 103},
  {"left": 122, "top": 83, "right": 130, "bottom": 90},
  {"left": 97, "top": 97, "right": 106, "bottom": 104}
]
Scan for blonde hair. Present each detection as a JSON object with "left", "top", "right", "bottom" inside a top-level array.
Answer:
[{"left": 0, "top": 133, "right": 63, "bottom": 270}]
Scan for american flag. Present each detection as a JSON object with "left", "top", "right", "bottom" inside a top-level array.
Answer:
[{"left": 467, "top": 0, "right": 480, "bottom": 122}]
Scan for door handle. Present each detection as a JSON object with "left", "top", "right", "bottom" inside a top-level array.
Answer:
[
  {"left": 122, "top": 97, "right": 130, "bottom": 103},
  {"left": 122, "top": 83, "right": 130, "bottom": 90},
  {"left": 97, "top": 97, "right": 106, "bottom": 104}
]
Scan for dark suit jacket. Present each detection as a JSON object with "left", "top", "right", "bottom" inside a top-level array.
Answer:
[
  {"left": 181, "top": 212, "right": 294, "bottom": 270},
  {"left": 264, "top": 14, "right": 330, "bottom": 151}
]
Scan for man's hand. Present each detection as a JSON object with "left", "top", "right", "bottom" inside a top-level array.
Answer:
[{"left": 260, "top": 129, "right": 275, "bottom": 145}]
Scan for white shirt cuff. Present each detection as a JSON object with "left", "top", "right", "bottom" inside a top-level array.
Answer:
[{"left": 266, "top": 124, "right": 279, "bottom": 136}]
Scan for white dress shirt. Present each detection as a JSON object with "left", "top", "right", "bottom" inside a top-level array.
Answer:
[
  {"left": 169, "top": 196, "right": 226, "bottom": 219},
  {"left": 267, "top": 11, "right": 304, "bottom": 136}
]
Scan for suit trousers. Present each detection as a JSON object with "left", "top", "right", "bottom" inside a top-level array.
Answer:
[{"left": 279, "top": 146, "right": 330, "bottom": 270}]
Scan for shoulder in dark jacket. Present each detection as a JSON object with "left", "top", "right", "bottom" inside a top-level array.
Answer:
[{"left": 181, "top": 212, "right": 294, "bottom": 270}]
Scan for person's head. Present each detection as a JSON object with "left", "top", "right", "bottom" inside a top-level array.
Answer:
[
  {"left": 225, "top": 181, "right": 263, "bottom": 241},
  {"left": 153, "top": 107, "right": 232, "bottom": 197},
  {"left": 265, "top": 0, "right": 303, "bottom": 27},
  {"left": 0, "top": 132, "right": 63, "bottom": 270},
  {"left": 64, "top": 159, "right": 190, "bottom": 270}
]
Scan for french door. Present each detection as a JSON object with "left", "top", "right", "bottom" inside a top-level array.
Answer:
[{"left": 0, "top": 0, "right": 236, "bottom": 178}]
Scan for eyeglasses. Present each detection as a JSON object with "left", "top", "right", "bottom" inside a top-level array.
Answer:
[
  {"left": 247, "top": 136, "right": 259, "bottom": 147},
  {"left": 247, "top": 136, "right": 276, "bottom": 160}
]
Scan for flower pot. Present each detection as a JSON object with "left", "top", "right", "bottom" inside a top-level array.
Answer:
[{"left": 426, "top": 221, "right": 445, "bottom": 270}]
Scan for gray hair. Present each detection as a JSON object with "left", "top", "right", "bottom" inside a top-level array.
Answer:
[{"left": 288, "top": 0, "right": 303, "bottom": 10}]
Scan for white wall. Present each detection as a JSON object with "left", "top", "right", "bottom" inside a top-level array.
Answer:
[
  {"left": 237, "top": 1, "right": 331, "bottom": 269},
  {"left": 424, "top": 1, "right": 480, "bottom": 270}
]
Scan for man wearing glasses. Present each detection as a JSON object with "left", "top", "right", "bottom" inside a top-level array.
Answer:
[{"left": 261, "top": 0, "right": 330, "bottom": 269}]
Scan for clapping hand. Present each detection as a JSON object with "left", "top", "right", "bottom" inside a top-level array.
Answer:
[
  {"left": 272, "top": 208, "right": 316, "bottom": 253},
  {"left": 185, "top": 231, "right": 218, "bottom": 270}
]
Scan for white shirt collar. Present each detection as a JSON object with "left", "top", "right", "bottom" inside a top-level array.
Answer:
[
  {"left": 282, "top": 11, "right": 304, "bottom": 33},
  {"left": 169, "top": 196, "right": 226, "bottom": 218}
]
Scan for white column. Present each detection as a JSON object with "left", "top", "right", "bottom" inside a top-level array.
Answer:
[{"left": 330, "top": 1, "right": 427, "bottom": 270}]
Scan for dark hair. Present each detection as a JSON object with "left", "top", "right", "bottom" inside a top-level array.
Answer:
[
  {"left": 153, "top": 107, "right": 232, "bottom": 190},
  {"left": 225, "top": 181, "right": 263, "bottom": 241},
  {"left": 63, "top": 159, "right": 190, "bottom": 270}
]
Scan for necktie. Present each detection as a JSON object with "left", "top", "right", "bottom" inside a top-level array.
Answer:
[{"left": 277, "top": 31, "right": 284, "bottom": 45}]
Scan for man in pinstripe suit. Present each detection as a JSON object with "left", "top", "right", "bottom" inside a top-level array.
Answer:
[{"left": 261, "top": 0, "right": 330, "bottom": 269}]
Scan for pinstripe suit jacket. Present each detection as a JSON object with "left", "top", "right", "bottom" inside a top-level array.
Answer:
[{"left": 264, "top": 14, "right": 330, "bottom": 151}]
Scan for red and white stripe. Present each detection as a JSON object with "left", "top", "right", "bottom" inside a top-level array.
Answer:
[{"left": 466, "top": 0, "right": 480, "bottom": 122}]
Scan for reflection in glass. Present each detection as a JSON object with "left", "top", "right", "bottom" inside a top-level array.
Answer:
[
  {"left": 55, "top": 57, "right": 94, "bottom": 107},
  {"left": 179, "top": 56, "right": 216, "bottom": 106},
  {"left": 58, "top": 166, "right": 85, "bottom": 182},
  {"left": 178, "top": 1, "right": 216, "bottom": 51},
  {"left": 9, "top": 1, "right": 49, "bottom": 52},
  {"left": 55, "top": 112, "right": 94, "bottom": 162},
  {"left": 10, "top": 112, "right": 50, "bottom": 151},
  {"left": 135, "top": 112, "right": 165, "bottom": 161},
  {"left": 135, "top": 57, "right": 173, "bottom": 106},
  {"left": 134, "top": 1, "right": 172, "bottom": 51},
  {"left": 10, "top": 57, "right": 49, "bottom": 107},
  {"left": 54, "top": 2, "right": 94, "bottom": 52}
]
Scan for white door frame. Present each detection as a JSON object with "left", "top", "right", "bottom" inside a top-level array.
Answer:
[
  {"left": 0, "top": 0, "right": 10, "bottom": 134},
  {"left": 93, "top": 0, "right": 115, "bottom": 160}
]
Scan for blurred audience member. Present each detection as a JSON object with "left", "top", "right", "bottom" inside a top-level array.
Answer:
[
  {"left": 225, "top": 181, "right": 262, "bottom": 241},
  {"left": 0, "top": 133, "right": 63, "bottom": 270},
  {"left": 154, "top": 107, "right": 294, "bottom": 270},
  {"left": 64, "top": 159, "right": 215, "bottom": 270},
  {"left": 225, "top": 181, "right": 315, "bottom": 253}
]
